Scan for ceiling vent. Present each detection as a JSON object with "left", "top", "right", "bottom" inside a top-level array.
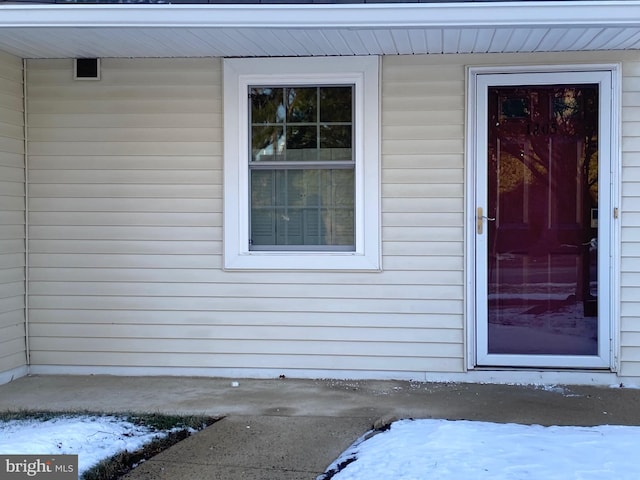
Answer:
[{"left": 74, "top": 58, "right": 100, "bottom": 81}]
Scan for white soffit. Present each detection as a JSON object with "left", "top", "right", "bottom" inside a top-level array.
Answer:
[{"left": 1, "top": 2, "right": 640, "bottom": 58}]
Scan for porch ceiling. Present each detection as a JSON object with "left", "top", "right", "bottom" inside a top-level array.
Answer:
[{"left": 1, "top": 2, "right": 640, "bottom": 58}]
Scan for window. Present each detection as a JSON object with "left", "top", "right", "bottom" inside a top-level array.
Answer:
[
  {"left": 250, "top": 85, "right": 354, "bottom": 250},
  {"left": 224, "top": 57, "right": 380, "bottom": 270}
]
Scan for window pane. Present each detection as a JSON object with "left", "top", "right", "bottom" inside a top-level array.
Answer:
[
  {"left": 320, "top": 86, "right": 352, "bottom": 122},
  {"left": 286, "top": 87, "right": 317, "bottom": 123},
  {"left": 252, "top": 125, "right": 284, "bottom": 161},
  {"left": 251, "top": 88, "right": 285, "bottom": 123},
  {"left": 286, "top": 125, "right": 317, "bottom": 161},
  {"left": 320, "top": 125, "right": 352, "bottom": 160},
  {"left": 250, "top": 169, "right": 355, "bottom": 248}
]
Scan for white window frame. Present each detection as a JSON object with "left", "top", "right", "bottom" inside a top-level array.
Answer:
[{"left": 223, "top": 56, "right": 380, "bottom": 270}]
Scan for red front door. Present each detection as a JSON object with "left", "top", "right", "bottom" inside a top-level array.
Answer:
[{"left": 485, "top": 85, "right": 599, "bottom": 357}]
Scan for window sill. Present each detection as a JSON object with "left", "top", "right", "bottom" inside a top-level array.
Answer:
[{"left": 224, "top": 250, "right": 381, "bottom": 271}]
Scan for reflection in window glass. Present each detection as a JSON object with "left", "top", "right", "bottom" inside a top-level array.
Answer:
[
  {"left": 249, "top": 85, "right": 354, "bottom": 248},
  {"left": 250, "top": 169, "right": 354, "bottom": 247},
  {"left": 250, "top": 86, "right": 353, "bottom": 163}
]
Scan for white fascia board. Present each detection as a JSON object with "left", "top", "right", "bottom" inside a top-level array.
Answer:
[{"left": 2, "top": 2, "right": 640, "bottom": 29}]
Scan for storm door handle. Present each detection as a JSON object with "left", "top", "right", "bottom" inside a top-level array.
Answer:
[{"left": 476, "top": 207, "right": 496, "bottom": 234}]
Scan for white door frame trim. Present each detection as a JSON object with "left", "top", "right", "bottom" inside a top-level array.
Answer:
[{"left": 465, "top": 63, "right": 621, "bottom": 371}]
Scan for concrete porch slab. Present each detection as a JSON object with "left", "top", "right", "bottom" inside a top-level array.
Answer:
[
  {"left": 1, "top": 375, "right": 640, "bottom": 426},
  {"left": 2, "top": 375, "right": 640, "bottom": 480}
]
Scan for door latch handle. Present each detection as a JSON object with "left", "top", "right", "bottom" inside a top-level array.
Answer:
[{"left": 477, "top": 207, "right": 496, "bottom": 234}]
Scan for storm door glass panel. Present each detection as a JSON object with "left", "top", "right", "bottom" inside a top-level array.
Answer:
[
  {"left": 249, "top": 85, "right": 354, "bottom": 249},
  {"left": 487, "top": 85, "right": 599, "bottom": 356}
]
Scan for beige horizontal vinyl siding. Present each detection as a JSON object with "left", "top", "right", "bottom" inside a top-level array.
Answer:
[
  {"left": 0, "top": 50, "right": 26, "bottom": 378},
  {"left": 381, "top": 56, "right": 466, "bottom": 371},
  {"left": 26, "top": 58, "right": 224, "bottom": 368},
  {"left": 28, "top": 52, "right": 640, "bottom": 381},
  {"left": 382, "top": 63, "right": 465, "bottom": 278},
  {"left": 27, "top": 57, "right": 464, "bottom": 378},
  {"left": 620, "top": 58, "right": 640, "bottom": 378}
]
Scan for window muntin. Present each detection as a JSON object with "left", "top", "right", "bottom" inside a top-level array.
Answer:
[{"left": 249, "top": 85, "right": 355, "bottom": 249}]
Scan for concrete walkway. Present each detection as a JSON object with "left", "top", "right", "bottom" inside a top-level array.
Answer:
[{"left": 2, "top": 375, "right": 640, "bottom": 479}]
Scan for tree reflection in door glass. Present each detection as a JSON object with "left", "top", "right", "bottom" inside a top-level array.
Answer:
[{"left": 487, "top": 85, "right": 598, "bottom": 356}]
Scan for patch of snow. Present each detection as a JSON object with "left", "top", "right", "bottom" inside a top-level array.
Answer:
[
  {"left": 610, "top": 383, "right": 640, "bottom": 389},
  {"left": 0, "top": 416, "right": 167, "bottom": 476},
  {"left": 323, "top": 419, "right": 640, "bottom": 480},
  {"left": 532, "top": 384, "right": 583, "bottom": 396}
]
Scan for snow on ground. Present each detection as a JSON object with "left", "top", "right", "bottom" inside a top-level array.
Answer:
[
  {"left": 3, "top": 415, "right": 640, "bottom": 480},
  {"left": 0, "top": 416, "right": 168, "bottom": 476},
  {"left": 325, "top": 419, "right": 640, "bottom": 480}
]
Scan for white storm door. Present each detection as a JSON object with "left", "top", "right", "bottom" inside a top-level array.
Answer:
[{"left": 474, "top": 69, "right": 613, "bottom": 369}]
